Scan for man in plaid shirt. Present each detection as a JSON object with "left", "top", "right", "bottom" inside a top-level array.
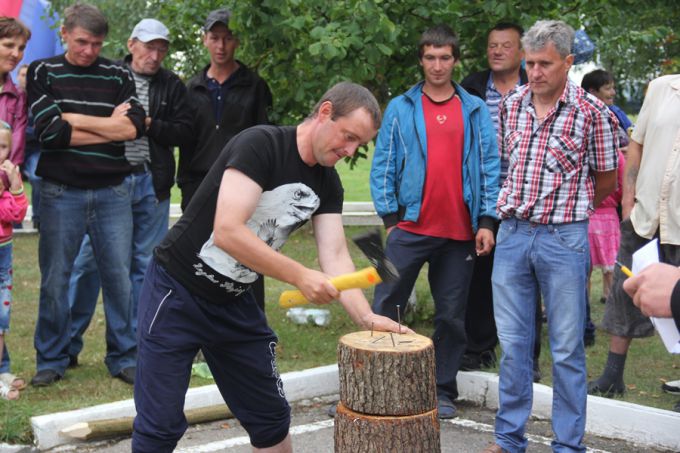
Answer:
[{"left": 484, "top": 21, "right": 619, "bottom": 453}]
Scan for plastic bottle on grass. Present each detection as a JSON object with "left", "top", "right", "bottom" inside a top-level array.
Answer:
[{"left": 286, "top": 307, "right": 331, "bottom": 326}]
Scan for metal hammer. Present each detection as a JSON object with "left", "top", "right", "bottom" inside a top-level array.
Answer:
[{"left": 279, "top": 229, "right": 399, "bottom": 308}]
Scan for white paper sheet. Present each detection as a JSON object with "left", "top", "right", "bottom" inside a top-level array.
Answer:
[{"left": 631, "top": 239, "right": 680, "bottom": 353}]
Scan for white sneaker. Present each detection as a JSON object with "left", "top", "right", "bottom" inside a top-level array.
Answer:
[{"left": 661, "top": 379, "right": 680, "bottom": 394}]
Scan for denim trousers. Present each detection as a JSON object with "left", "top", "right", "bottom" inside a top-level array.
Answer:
[
  {"left": 492, "top": 219, "right": 589, "bottom": 453},
  {"left": 35, "top": 180, "right": 134, "bottom": 376},
  {"left": 372, "top": 227, "right": 475, "bottom": 402},
  {"left": 67, "top": 171, "right": 169, "bottom": 360},
  {"left": 0, "top": 244, "right": 12, "bottom": 373},
  {"left": 23, "top": 149, "right": 41, "bottom": 224}
]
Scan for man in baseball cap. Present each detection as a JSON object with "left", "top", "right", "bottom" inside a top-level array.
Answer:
[
  {"left": 65, "top": 17, "right": 192, "bottom": 381},
  {"left": 203, "top": 8, "right": 231, "bottom": 31}
]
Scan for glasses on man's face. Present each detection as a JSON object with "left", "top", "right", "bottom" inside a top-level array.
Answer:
[{"left": 143, "top": 42, "right": 169, "bottom": 54}]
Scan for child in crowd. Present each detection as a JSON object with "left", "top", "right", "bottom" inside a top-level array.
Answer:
[
  {"left": 0, "top": 121, "right": 28, "bottom": 400},
  {"left": 582, "top": 69, "right": 632, "bottom": 308}
]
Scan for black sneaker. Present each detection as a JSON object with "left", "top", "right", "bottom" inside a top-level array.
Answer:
[
  {"left": 533, "top": 362, "right": 542, "bottom": 383},
  {"left": 68, "top": 355, "right": 79, "bottom": 368},
  {"left": 480, "top": 350, "right": 497, "bottom": 368},
  {"left": 460, "top": 353, "right": 482, "bottom": 371},
  {"left": 587, "top": 379, "right": 625, "bottom": 397},
  {"left": 31, "top": 369, "right": 62, "bottom": 387},
  {"left": 115, "top": 366, "right": 136, "bottom": 385},
  {"left": 661, "top": 379, "right": 680, "bottom": 395}
]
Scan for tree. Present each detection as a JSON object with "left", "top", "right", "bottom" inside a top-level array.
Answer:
[{"left": 49, "top": 1, "right": 679, "bottom": 125}]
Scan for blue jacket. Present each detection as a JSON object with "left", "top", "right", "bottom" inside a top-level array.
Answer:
[{"left": 370, "top": 81, "right": 500, "bottom": 232}]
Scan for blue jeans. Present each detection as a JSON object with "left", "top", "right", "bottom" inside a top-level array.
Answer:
[
  {"left": 373, "top": 228, "right": 475, "bottom": 402},
  {"left": 492, "top": 219, "right": 588, "bottom": 453},
  {"left": 23, "top": 147, "right": 41, "bottom": 224},
  {"left": 35, "top": 180, "right": 134, "bottom": 376},
  {"left": 68, "top": 171, "right": 169, "bottom": 360},
  {"left": 0, "top": 244, "right": 12, "bottom": 373}
]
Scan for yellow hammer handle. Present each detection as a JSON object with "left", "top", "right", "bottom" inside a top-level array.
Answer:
[{"left": 279, "top": 267, "right": 383, "bottom": 308}]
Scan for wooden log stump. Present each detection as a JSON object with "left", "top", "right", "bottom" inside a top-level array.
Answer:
[
  {"left": 334, "top": 402, "right": 439, "bottom": 453},
  {"left": 338, "top": 331, "right": 437, "bottom": 416}
]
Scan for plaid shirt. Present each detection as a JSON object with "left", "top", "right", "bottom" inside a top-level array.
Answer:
[{"left": 497, "top": 79, "right": 619, "bottom": 224}]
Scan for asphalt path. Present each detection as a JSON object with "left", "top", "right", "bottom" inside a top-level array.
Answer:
[{"left": 17, "top": 395, "right": 672, "bottom": 453}]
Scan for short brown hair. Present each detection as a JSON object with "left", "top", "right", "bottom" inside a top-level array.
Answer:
[
  {"left": 0, "top": 17, "right": 31, "bottom": 41},
  {"left": 418, "top": 25, "right": 460, "bottom": 61},
  {"left": 63, "top": 3, "right": 108, "bottom": 37},
  {"left": 309, "top": 82, "right": 382, "bottom": 130}
]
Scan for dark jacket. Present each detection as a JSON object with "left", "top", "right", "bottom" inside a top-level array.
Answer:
[
  {"left": 123, "top": 55, "right": 193, "bottom": 201},
  {"left": 673, "top": 280, "right": 680, "bottom": 332},
  {"left": 460, "top": 68, "right": 528, "bottom": 101},
  {"left": 177, "top": 62, "right": 272, "bottom": 187}
]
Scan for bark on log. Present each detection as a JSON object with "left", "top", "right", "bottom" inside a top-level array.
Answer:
[
  {"left": 334, "top": 402, "right": 440, "bottom": 453},
  {"left": 60, "top": 405, "right": 233, "bottom": 441},
  {"left": 338, "top": 330, "right": 436, "bottom": 416}
]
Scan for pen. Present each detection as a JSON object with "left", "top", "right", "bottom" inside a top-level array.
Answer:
[{"left": 615, "top": 260, "right": 633, "bottom": 278}]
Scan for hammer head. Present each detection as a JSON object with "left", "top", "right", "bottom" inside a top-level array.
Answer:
[{"left": 352, "top": 229, "right": 399, "bottom": 283}]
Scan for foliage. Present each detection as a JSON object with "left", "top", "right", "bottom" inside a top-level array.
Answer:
[{"left": 47, "top": 0, "right": 679, "bottom": 124}]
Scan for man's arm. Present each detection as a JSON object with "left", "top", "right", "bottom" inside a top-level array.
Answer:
[
  {"left": 312, "top": 213, "right": 412, "bottom": 333},
  {"left": 145, "top": 76, "right": 193, "bottom": 148},
  {"left": 474, "top": 97, "right": 500, "bottom": 256},
  {"left": 621, "top": 139, "right": 642, "bottom": 219},
  {"left": 593, "top": 169, "right": 618, "bottom": 208},
  {"left": 62, "top": 106, "right": 138, "bottom": 144},
  {"left": 369, "top": 102, "right": 401, "bottom": 229},
  {"left": 212, "top": 168, "right": 340, "bottom": 303},
  {"left": 27, "top": 61, "right": 72, "bottom": 149}
]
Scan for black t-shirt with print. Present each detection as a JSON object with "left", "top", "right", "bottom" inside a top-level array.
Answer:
[{"left": 155, "top": 125, "right": 344, "bottom": 304}]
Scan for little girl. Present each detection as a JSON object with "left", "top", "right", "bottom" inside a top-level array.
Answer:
[{"left": 0, "top": 122, "right": 28, "bottom": 400}]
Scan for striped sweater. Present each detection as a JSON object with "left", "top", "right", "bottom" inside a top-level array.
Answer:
[{"left": 27, "top": 54, "right": 145, "bottom": 189}]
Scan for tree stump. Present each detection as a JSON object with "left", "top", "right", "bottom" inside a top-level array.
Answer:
[
  {"left": 334, "top": 403, "right": 439, "bottom": 453},
  {"left": 335, "top": 331, "right": 439, "bottom": 453},
  {"left": 338, "top": 330, "right": 437, "bottom": 415}
]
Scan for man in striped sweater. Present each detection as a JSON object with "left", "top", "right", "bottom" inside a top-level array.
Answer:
[{"left": 26, "top": 3, "right": 145, "bottom": 387}]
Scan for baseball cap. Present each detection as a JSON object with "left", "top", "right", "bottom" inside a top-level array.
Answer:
[
  {"left": 130, "top": 18, "right": 170, "bottom": 43},
  {"left": 204, "top": 9, "right": 231, "bottom": 31}
]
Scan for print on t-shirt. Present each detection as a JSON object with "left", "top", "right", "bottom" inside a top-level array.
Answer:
[{"left": 198, "top": 182, "right": 320, "bottom": 286}]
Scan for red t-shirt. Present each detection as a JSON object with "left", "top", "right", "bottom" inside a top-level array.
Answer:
[{"left": 398, "top": 93, "right": 473, "bottom": 240}]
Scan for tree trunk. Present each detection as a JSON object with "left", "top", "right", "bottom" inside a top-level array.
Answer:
[
  {"left": 337, "top": 330, "right": 437, "bottom": 415},
  {"left": 334, "top": 402, "right": 439, "bottom": 453}
]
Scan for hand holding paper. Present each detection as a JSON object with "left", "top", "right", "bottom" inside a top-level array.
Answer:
[{"left": 624, "top": 239, "right": 680, "bottom": 354}]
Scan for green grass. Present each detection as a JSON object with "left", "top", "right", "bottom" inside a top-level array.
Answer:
[{"left": 3, "top": 156, "right": 679, "bottom": 443}]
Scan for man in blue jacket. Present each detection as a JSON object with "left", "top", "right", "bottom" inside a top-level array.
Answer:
[{"left": 369, "top": 24, "right": 500, "bottom": 419}]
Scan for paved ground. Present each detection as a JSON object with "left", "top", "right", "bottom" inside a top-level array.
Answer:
[{"left": 13, "top": 395, "right": 673, "bottom": 453}]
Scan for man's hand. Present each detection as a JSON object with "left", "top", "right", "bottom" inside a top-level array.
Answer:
[
  {"left": 623, "top": 263, "right": 680, "bottom": 318},
  {"left": 111, "top": 102, "right": 131, "bottom": 117},
  {"left": 360, "top": 312, "right": 415, "bottom": 334},
  {"left": 475, "top": 228, "right": 495, "bottom": 256},
  {"left": 294, "top": 268, "right": 340, "bottom": 305}
]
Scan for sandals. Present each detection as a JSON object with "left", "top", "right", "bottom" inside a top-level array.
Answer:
[
  {"left": 0, "top": 381, "right": 19, "bottom": 400},
  {"left": 0, "top": 372, "right": 27, "bottom": 391}
]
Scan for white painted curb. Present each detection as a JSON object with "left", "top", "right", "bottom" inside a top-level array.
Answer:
[
  {"left": 31, "top": 364, "right": 339, "bottom": 450},
  {"left": 31, "top": 366, "right": 680, "bottom": 451}
]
